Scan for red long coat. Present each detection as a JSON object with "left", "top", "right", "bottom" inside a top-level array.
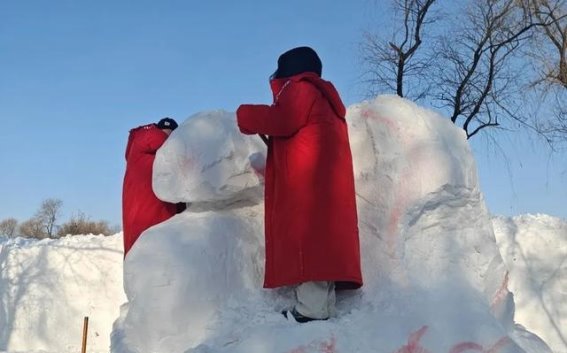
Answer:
[
  {"left": 122, "top": 124, "right": 177, "bottom": 256},
  {"left": 237, "top": 72, "right": 363, "bottom": 289}
]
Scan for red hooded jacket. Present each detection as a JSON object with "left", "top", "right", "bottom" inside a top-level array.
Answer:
[
  {"left": 237, "top": 72, "right": 363, "bottom": 289},
  {"left": 122, "top": 124, "right": 177, "bottom": 256}
]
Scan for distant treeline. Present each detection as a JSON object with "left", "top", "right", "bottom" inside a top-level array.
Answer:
[{"left": 0, "top": 198, "right": 120, "bottom": 238}]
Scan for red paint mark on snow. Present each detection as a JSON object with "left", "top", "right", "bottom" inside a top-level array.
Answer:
[
  {"left": 450, "top": 342, "right": 484, "bottom": 353},
  {"left": 287, "top": 335, "right": 337, "bottom": 353},
  {"left": 392, "top": 327, "right": 511, "bottom": 353},
  {"left": 182, "top": 156, "right": 193, "bottom": 169},
  {"left": 490, "top": 271, "right": 510, "bottom": 310},
  {"left": 318, "top": 335, "right": 337, "bottom": 353},
  {"left": 361, "top": 110, "right": 397, "bottom": 130},
  {"left": 388, "top": 202, "right": 404, "bottom": 248},
  {"left": 361, "top": 109, "right": 371, "bottom": 118},
  {"left": 394, "top": 326, "right": 431, "bottom": 353},
  {"left": 486, "top": 337, "right": 512, "bottom": 353},
  {"left": 449, "top": 336, "right": 511, "bottom": 353}
]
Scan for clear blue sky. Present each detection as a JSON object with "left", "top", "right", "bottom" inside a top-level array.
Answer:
[{"left": 0, "top": 1, "right": 565, "bottom": 227}]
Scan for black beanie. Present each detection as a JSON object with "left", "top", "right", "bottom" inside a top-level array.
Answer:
[
  {"left": 272, "top": 46, "right": 322, "bottom": 79},
  {"left": 157, "top": 117, "right": 178, "bottom": 130}
]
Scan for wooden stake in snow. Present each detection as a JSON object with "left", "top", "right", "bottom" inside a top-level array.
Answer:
[{"left": 81, "top": 316, "right": 89, "bottom": 353}]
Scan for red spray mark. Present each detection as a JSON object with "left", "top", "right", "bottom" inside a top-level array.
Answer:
[
  {"left": 362, "top": 109, "right": 411, "bottom": 283},
  {"left": 287, "top": 335, "right": 337, "bottom": 353},
  {"left": 449, "top": 336, "right": 511, "bottom": 353},
  {"left": 361, "top": 110, "right": 398, "bottom": 131},
  {"left": 318, "top": 335, "right": 337, "bottom": 353},
  {"left": 361, "top": 109, "right": 375, "bottom": 120},
  {"left": 490, "top": 272, "right": 510, "bottom": 310},
  {"left": 289, "top": 347, "right": 307, "bottom": 353},
  {"left": 394, "top": 326, "right": 431, "bottom": 353},
  {"left": 361, "top": 110, "right": 404, "bottom": 242},
  {"left": 486, "top": 337, "right": 511, "bottom": 353},
  {"left": 393, "top": 327, "right": 511, "bottom": 353},
  {"left": 181, "top": 156, "right": 192, "bottom": 169},
  {"left": 450, "top": 342, "right": 484, "bottom": 353},
  {"left": 180, "top": 156, "right": 193, "bottom": 180}
]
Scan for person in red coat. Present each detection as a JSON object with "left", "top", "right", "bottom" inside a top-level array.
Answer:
[
  {"left": 122, "top": 117, "right": 183, "bottom": 257},
  {"left": 237, "top": 47, "right": 362, "bottom": 322}
]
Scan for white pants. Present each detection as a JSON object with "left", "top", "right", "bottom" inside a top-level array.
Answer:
[{"left": 294, "top": 281, "right": 336, "bottom": 319}]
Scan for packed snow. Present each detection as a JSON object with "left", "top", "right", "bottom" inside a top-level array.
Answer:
[
  {"left": 0, "top": 96, "right": 565, "bottom": 353},
  {"left": 493, "top": 215, "right": 567, "bottom": 353},
  {"left": 0, "top": 234, "right": 126, "bottom": 353}
]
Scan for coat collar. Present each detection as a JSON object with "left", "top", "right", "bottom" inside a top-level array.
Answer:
[{"left": 269, "top": 73, "right": 346, "bottom": 118}]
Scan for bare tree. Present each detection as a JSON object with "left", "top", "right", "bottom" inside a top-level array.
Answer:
[
  {"left": 18, "top": 198, "right": 63, "bottom": 239},
  {"left": 521, "top": 0, "right": 567, "bottom": 146},
  {"left": 525, "top": 0, "right": 567, "bottom": 86},
  {"left": 0, "top": 218, "right": 18, "bottom": 237},
  {"left": 36, "top": 198, "right": 63, "bottom": 238},
  {"left": 19, "top": 217, "right": 47, "bottom": 239},
  {"left": 361, "top": 0, "right": 563, "bottom": 141},
  {"left": 434, "top": 0, "right": 547, "bottom": 138},
  {"left": 534, "top": 85, "right": 567, "bottom": 146},
  {"left": 58, "top": 211, "right": 113, "bottom": 236},
  {"left": 361, "top": 0, "right": 439, "bottom": 100}
]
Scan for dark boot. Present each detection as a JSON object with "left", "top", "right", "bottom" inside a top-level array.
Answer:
[{"left": 281, "top": 308, "right": 329, "bottom": 323}]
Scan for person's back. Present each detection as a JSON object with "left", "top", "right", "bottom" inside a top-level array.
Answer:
[
  {"left": 122, "top": 118, "right": 179, "bottom": 256},
  {"left": 236, "top": 46, "right": 362, "bottom": 322}
]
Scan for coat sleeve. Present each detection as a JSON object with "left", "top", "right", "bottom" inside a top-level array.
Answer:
[
  {"left": 236, "top": 80, "right": 317, "bottom": 137},
  {"left": 140, "top": 129, "right": 167, "bottom": 155}
]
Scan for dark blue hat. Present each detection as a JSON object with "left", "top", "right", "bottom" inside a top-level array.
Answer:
[
  {"left": 157, "top": 117, "right": 178, "bottom": 130},
  {"left": 272, "top": 46, "right": 322, "bottom": 79}
]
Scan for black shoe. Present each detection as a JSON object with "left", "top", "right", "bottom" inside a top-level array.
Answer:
[{"left": 281, "top": 308, "right": 328, "bottom": 323}]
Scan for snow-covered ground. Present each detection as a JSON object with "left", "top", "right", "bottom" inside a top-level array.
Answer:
[
  {"left": 0, "top": 96, "right": 565, "bottom": 353},
  {"left": 0, "top": 233, "right": 126, "bottom": 353},
  {"left": 1, "top": 215, "right": 564, "bottom": 353},
  {"left": 493, "top": 215, "right": 567, "bottom": 353}
]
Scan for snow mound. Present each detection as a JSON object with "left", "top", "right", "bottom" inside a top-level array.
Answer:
[
  {"left": 493, "top": 214, "right": 567, "bottom": 353},
  {"left": 112, "top": 96, "right": 553, "bottom": 353},
  {"left": 0, "top": 233, "right": 126, "bottom": 353}
]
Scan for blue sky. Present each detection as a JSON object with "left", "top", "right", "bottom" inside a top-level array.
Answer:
[{"left": 0, "top": 1, "right": 565, "bottom": 227}]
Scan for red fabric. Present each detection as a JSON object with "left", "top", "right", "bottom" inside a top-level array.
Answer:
[
  {"left": 237, "top": 72, "right": 363, "bottom": 289},
  {"left": 122, "top": 124, "right": 177, "bottom": 256}
]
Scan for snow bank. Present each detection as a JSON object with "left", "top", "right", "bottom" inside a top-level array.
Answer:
[
  {"left": 1, "top": 215, "right": 563, "bottom": 353},
  {"left": 493, "top": 214, "right": 567, "bottom": 353},
  {"left": 111, "top": 95, "right": 554, "bottom": 353},
  {"left": 0, "top": 233, "right": 126, "bottom": 353}
]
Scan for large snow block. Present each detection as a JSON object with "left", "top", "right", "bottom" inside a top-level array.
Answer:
[
  {"left": 348, "top": 96, "right": 506, "bottom": 298},
  {"left": 153, "top": 110, "right": 265, "bottom": 204},
  {"left": 113, "top": 207, "right": 266, "bottom": 353}
]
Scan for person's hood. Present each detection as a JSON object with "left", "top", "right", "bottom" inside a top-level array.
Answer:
[
  {"left": 124, "top": 123, "right": 161, "bottom": 160},
  {"left": 269, "top": 72, "right": 346, "bottom": 118}
]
